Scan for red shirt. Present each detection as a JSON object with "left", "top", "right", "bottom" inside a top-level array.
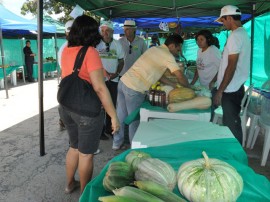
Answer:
[{"left": 61, "top": 46, "right": 103, "bottom": 84}]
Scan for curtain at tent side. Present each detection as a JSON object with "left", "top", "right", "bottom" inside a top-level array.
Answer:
[{"left": 0, "top": 28, "right": 9, "bottom": 98}]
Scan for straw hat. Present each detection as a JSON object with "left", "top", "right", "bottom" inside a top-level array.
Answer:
[{"left": 123, "top": 20, "right": 137, "bottom": 28}]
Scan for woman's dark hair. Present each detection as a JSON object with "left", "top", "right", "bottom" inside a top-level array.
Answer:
[
  {"left": 212, "top": 36, "right": 220, "bottom": 49},
  {"left": 164, "top": 33, "right": 183, "bottom": 47},
  {"left": 195, "top": 30, "right": 214, "bottom": 46},
  {"left": 67, "top": 15, "right": 102, "bottom": 47}
]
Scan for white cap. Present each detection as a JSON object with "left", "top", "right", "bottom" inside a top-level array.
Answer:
[
  {"left": 215, "top": 5, "right": 241, "bottom": 23},
  {"left": 65, "top": 20, "right": 74, "bottom": 32},
  {"left": 100, "top": 21, "right": 114, "bottom": 30},
  {"left": 123, "top": 20, "right": 137, "bottom": 28}
]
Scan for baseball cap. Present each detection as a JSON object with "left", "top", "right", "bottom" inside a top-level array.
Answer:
[
  {"left": 65, "top": 20, "right": 74, "bottom": 32},
  {"left": 123, "top": 20, "right": 137, "bottom": 28},
  {"left": 215, "top": 5, "right": 241, "bottom": 23},
  {"left": 100, "top": 21, "right": 114, "bottom": 30}
]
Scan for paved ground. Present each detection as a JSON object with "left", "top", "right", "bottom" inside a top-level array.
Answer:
[{"left": 0, "top": 78, "right": 269, "bottom": 202}]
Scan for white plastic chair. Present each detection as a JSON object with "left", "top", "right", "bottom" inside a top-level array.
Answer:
[
  {"left": 212, "top": 84, "right": 254, "bottom": 147},
  {"left": 250, "top": 120, "right": 270, "bottom": 166}
]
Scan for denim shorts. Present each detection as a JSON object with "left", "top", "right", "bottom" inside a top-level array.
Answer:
[{"left": 58, "top": 105, "right": 104, "bottom": 154}]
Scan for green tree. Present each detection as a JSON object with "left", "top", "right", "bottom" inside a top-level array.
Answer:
[{"left": 20, "top": 0, "right": 100, "bottom": 23}]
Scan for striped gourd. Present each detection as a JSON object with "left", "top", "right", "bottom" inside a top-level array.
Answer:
[
  {"left": 135, "top": 158, "right": 177, "bottom": 191},
  {"left": 125, "top": 150, "right": 151, "bottom": 171},
  {"left": 168, "top": 87, "right": 196, "bottom": 103},
  {"left": 177, "top": 151, "right": 243, "bottom": 202},
  {"left": 103, "top": 161, "right": 134, "bottom": 192}
]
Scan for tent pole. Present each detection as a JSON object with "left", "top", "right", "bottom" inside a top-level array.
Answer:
[
  {"left": 250, "top": 4, "right": 255, "bottom": 85},
  {"left": 38, "top": 0, "right": 45, "bottom": 156},
  {"left": 0, "top": 27, "right": 9, "bottom": 99}
]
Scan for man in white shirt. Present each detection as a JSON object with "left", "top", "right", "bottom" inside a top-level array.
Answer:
[
  {"left": 214, "top": 5, "right": 251, "bottom": 144},
  {"left": 118, "top": 20, "right": 147, "bottom": 76},
  {"left": 96, "top": 21, "right": 124, "bottom": 139}
]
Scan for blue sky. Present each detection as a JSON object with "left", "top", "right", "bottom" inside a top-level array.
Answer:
[
  {"left": 2, "top": 0, "right": 33, "bottom": 19},
  {"left": 2, "top": 0, "right": 61, "bottom": 19}
]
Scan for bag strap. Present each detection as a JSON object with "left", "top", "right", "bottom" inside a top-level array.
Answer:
[{"left": 72, "top": 46, "right": 89, "bottom": 72}]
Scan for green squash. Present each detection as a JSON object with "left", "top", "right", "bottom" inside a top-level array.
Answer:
[
  {"left": 103, "top": 161, "right": 134, "bottom": 192},
  {"left": 135, "top": 158, "right": 177, "bottom": 191},
  {"left": 177, "top": 151, "right": 243, "bottom": 202},
  {"left": 125, "top": 150, "right": 151, "bottom": 171}
]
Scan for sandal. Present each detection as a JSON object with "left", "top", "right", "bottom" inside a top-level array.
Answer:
[{"left": 65, "top": 180, "right": 80, "bottom": 194}]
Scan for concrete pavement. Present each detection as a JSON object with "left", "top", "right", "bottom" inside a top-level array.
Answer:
[{"left": 0, "top": 79, "right": 123, "bottom": 202}]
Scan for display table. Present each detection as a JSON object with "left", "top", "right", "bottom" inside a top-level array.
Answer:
[
  {"left": 132, "top": 119, "right": 234, "bottom": 149},
  {"left": 32, "top": 62, "right": 57, "bottom": 80},
  {"left": 0, "top": 65, "right": 24, "bottom": 88},
  {"left": 79, "top": 139, "right": 270, "bottom": 202},
  {"left": 124, "top": 101, "right": 211, "bottom": 124}
]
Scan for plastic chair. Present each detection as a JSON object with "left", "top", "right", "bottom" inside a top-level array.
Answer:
[
  {"left": 250, "top": 119, "right": 270, "bottom": 166},
  {"left": 246, "top": 92, "right": 262, "bottom": 148},
  {"left": 212, "top": 84, "right": 254, "bottom": 147}
]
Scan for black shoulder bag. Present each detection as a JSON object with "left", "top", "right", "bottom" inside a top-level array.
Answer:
[{"left": 57, "top": 46, "right": 101, "bottom": 117}]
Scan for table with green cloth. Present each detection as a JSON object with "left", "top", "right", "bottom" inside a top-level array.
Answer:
[
  {"left": 79, "top": 138, "right": 270, "bottom": 202},
  {"left": 0, "top": 65, "right": 22, "bottom": 79},
  {"left": 32, "top": 62, "right": 57, "bottom": 80},
  {"left": 0, "top": 65, "right": 24, "bottom": 88},
  {"left": 124, "top": 101, "right": 211, "bottom": 124}
]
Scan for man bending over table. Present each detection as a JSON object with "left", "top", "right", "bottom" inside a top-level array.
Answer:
[{"left": 112, "top": 33, "right": 190, "bottom": 150}]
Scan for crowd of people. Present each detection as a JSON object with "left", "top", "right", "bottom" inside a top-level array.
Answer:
[{"left": 56, "top": 4, "right": 251, "bottom": 195}]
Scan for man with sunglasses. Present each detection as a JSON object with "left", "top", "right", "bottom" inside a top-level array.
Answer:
[
  {"left": 118, "top": 20, "right": 147, "bottom": 76},
  {"left": 96, "top": 21, "right": 124, "bottom": 139},
  {"left": 112, "top": 34, "right": 190, "bottom": 150}
]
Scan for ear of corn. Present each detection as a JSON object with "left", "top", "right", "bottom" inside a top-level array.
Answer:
[
  {"left": 98, "top": 195, "right": 138, "bottom": 202},
  {"left": 134, "top": 181, "right": 186, "bottom": 202},
  {"left": 113, "top": 186, "right": 164, "bottom": 202}
]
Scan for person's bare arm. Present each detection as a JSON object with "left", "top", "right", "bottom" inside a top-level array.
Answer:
[
  {"left": 190, "top": 69, "right": 198, "bottom": 85},
  {"left": 159, "top": 75, "right": 177, "bottom": 88},
  {"left": 172, "top": 70, "right": 190, "bottom": 88},
  {"left": 90, "top": 69, "right": 120, "bottom": 134},
  {"left": 214, "top": 54, "right": 239, "bottom": 106}
]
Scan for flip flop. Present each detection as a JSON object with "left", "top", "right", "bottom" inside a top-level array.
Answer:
[{"left": 65, "top": 180, "right": 80, "bottom": 194}]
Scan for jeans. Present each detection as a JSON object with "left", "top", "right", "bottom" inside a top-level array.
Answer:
[
  {"left": 113, "top": 81, "right": 145, "bottom": 148},
  {"left": 222, "top": 85, "right": 244, "bottom": 144}
]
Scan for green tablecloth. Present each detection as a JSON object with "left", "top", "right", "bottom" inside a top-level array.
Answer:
[
  {"left": 32, "top": 62, "right": 57, "bottom": 79},
  {"left": 0, "top": 65, "right": 21, "bottom": 79},
  {"left": 124, "top": 101, "right": 210, "bottom": 124},
  {"left": 79, "top": 138, "right": 270, "bottom": 202}
]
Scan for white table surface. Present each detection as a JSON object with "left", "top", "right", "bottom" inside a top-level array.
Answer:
[{"left": 132, "top": 119, "right": 234, "bottom": 149}]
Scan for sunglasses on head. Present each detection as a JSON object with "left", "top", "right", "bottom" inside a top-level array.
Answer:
[
  {"left": 106, "top": 43, "right": 110, "bottom": 52},
  {"left": 129, "top": 44, "right": 132, "bottom": 54}
]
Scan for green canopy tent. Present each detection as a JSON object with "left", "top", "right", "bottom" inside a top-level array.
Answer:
[{"left": 35, "top": 0, "right": 270, "bottom": 154}]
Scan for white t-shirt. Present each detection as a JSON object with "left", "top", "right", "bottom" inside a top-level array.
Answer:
[
  {"left": 196, "top": 45, "right": 221, "bottom": 88},
  {"left": 96, "top": 39, "right": 124, "bottom": 82},
  {"left": 217, "top": 27, "right": 251, "bottom": 92},
  {"left": 57, "top": 41, "right": 67, "bottom": 67},
  {"left": 118, "top": 36, "right": 148, "bottom": 76}
]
